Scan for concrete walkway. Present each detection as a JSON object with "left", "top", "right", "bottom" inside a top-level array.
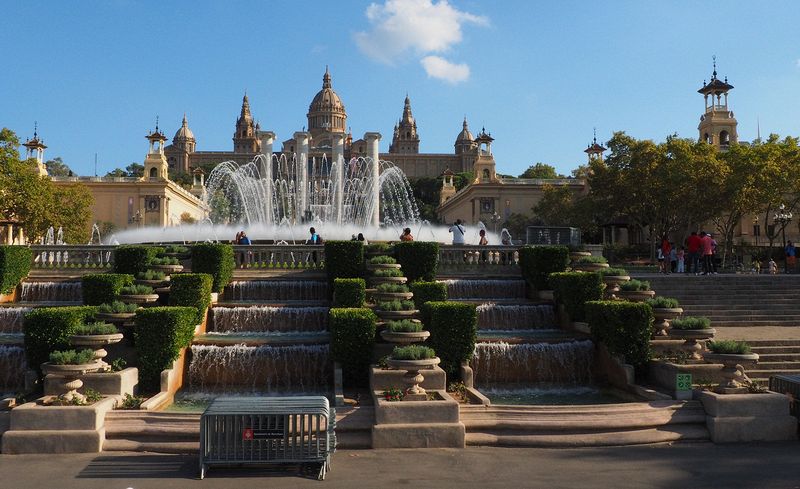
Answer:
[
  {"left": 1, "top": 444, "right": 799, "bottom": 489},
  {"left": 715, "top": 326, "right": 800, "bottom": 340}
]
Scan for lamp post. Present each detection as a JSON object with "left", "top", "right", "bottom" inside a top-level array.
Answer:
[
  {"left": 490, "top": 212, "right": 502, "bottom": 235},
  {"left": 773, "top": 204, "right": 793, "bottom": 273}
]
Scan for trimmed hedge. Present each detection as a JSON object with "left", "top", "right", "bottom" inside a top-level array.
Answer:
[
  {"left": 518, "top": 245, "right": 570, "bottom": 291},
  {"left": 113, "top": 245, "right": 163, "bottom": 276},
  {"left": 0, "top": 245, "right": 32, "bottom": 294},
  {"left": 169, "top": 273, "right": 213, "bottom": 324},
  {"left": 333, "top": 278, "right": 366, "bottom": 308},
  {"left": 134, "top": 307, "right": 198, "bottom": 392},
  {"left": 549, "top": 271, "right": 604, "bottom": 322},
  {"left": 424, "top": 301, "right": 477, "bottom": 378},
  {"left": 82, "top": 273, "right": 134, "bottom": 305},
  {"left": 393, "top": 241, "right": 439, "bottom": 282},
  {"left": 191, "top": 243, "right": 235, "bottom": 293},
  {"left": 324, "top": 241, "right": 364, "bottom": 284},
  {"left": 23, "top": 306, "right": 97, "bottom": 374},
  {"left": 585, "top": 300, "right": 653, "bottom": 374},
  {"left": 329, "top": 307, "right": 377, "bottom": 387},
  {"left": 410, "top": 281, "right": 447, "bottom": 317}
]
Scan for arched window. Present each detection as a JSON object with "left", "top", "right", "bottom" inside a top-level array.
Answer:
[
  {"left": 719, "top": 130, "right": 730, "bottom": 145},
  {"left": 149, "top": 167, "right": 157, "bottom": 178},
  {"left": 704, "top": 133, "right": 711, "bottom": 144},
  {"left": 482, "top": 169, "right": 490, "bottom": 180},
  {"left": 406, "top": 132, "right": 411, "bottom": 138}
]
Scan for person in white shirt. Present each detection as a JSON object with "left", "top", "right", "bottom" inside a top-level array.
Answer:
[{"left": 449, "top": 219, "right": 466, "bottom": 245}]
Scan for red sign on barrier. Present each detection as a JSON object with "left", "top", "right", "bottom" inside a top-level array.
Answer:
[{"left": 242, "top": 428, "right": 254, "bottom": 441}]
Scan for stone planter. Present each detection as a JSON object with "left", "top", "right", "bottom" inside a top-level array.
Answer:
[
  {"left": 669, "top": 328, "right": 716, "bottom": 360},
  {"left": 40, "top": 362, "right": 102, "bottom": 403},
  {"left": 366, "top": 263, "right": 402, "bottom": 271},
  {"left": 385, "top": 356, "right": 441, "bottom": 401},
  {"left": 372, "top": 291, "right": 414, "bottom": 301},
  {"left": 602, "top": 275, "right": 630, "bottom": 299},
  {"left": 703, "top": 352, "right": 760, "bottom": 394},
  {"left": 570, "top": 251, "right": 592, "bottom": 262},
  {"left": 148, "top": 264, "right": 184, "bottom": 273},
  {"left": 652, "top": 307, "right": 684, "bottom": 336},
  {"left": 617, "top": 289, "right": 656, "bottom": 302},
  {"left": 118, "top": 293, "right": 159, "bottom": 304},
  {"left": 375, "top": 309, "right": 418, "bottom": 321},
  {"left": 369, "top": 276, "right": 407, "bottom": 285},
  {"left": 95, "top": 312, "right": 136, "bottom": 323},
  {"left": 573, "top": 262, "right": 609, "bottom": 272},
  {"left": 69, "top": 333, "right": 124, "bottom": 371},
  {"left": 135, "top": 278, "right": 170, "bottom": 287},
  {"left": 380, "top": 329, "right": 430, "bottom": 345}
]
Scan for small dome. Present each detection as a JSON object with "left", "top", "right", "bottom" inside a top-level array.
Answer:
[
  {"left": 309, "top": 67, "right": 345, "bottom": 114},
  {"left": 173, "top": 114, "right": 195, "bottom": 142},
  {"left": 455, "top": 117, "right": 473, "bottom": 144}
]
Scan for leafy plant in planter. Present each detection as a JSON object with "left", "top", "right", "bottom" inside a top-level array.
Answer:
[
  {"left": 119, "top": 284, "right": 154, "bottom": 295},
  {"left": 383, "top": 387, "right": 404, "bottom": 402},
  {"left": 149, "top": 256, "right": 181, "bottom": 266},
  {"left": 377, "top": 300, "right": 416, "bottom": 311},
  {"left": 137, "top": 270, "right": 166, "bottom": 281},
  {"left": 163, "top": 245, "right": 189, "bottom": 254},
  {"left": 120, "top": 393, "right": 145, "bottom": 409},
  {"left": 392, "top": 345, "right": 436, "bottom": 360},
  {"left": 598, "top": 267, "right": 629, "bottom": 277},
  {"left": 73, "top": 322, "right": 119, "bottom": 335},
  {"left": 620, "top": 280, "right": 651, "bottom": 291},
  {"left": 707, "top": 340, "right": 751, "bottom": 354},
  {"left": 366, "top": 243, "right": 392, "bottom": 253},
  {"left": 82, "top": 273, "right": 134, "bottom": 305},
  {"left": 373, "top": 269, "right": 403, "bottom": 277},
  {"left": 369, "top": 255, "right": 397, "bottom": 265},
  {"left": 376, "top": 283, "right": 410, "bottom": 293},
  {"left": 669, "top": 316, "right": 714, "bottom": 360},
  {"left": 386, "top": 320, "right": 423, "bottom": 332},
  {"left": 671, "top": 316, "right": 712, "bottom": 330},
  {"left": 646, "top": 297, "right": 680, "bottom": 309},
  {"left": 97, "top": 301, "right": 139, "bottom": 314},
  {"left": 576, "top": 256, "right": 608, "bottom": 264},
  {"left": 49, "top": 349, "right": 96, "bottom": 365},
  {"left": 705, "top": 339, "right": 758, "bottom": 393}
]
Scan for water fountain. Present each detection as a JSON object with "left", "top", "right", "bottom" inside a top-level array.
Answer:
[
  {"left": 471, "top": 340, "right": 594, "bottom": 385},
  {"left": 441, "top": 279, "right": 526, "bottom": 300},
  {"left": 0, "top": 344, "right": 27, "bottom": 393},
  {"left": 211, "top": 306, "right": 329, "bottom": 333},
  {"left": 20, "top": 281, "right": 82, "bottom": 302},
  {"left": 476, "top": 304, "right": 555, "bottom": 330},
  {"left": 224, "top": 280, "right": 328, "bottom": 302},
  {"left": 0, "top": 307, "right": 32, "bottom": 334}
]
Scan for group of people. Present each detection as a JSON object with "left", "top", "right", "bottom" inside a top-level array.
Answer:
[
  {"left": 659, "top": 231, "right": 719, "bottom": 275},
  {"left": 448, "top": 219, "right": 513, "bottom": 246}
]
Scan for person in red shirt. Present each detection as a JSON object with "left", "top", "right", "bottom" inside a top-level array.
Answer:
[
  {"left": 686, "top": 231, "right": 702, "bottom": 275},
  {"left": 659, "top": 235, "right": 671, "bottom": 274}
]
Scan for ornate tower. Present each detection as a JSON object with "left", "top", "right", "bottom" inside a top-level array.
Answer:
[
  {"left": 169, "top": 113, "right": 196, "bottom": 173},
  {"left": 440, "top": 168, "right": 456, "bottom": 205},
  {"left": 389, "top": 95, "right": 419, "bottom": 153},
  {"left": 584, "top": 129, "right": 606, "bottom": 163},
  {"left": 454, "top": 117, "right": 476, "bottom": 155},
  {"left": 472, "top": 128, "right": 499, "bottom": 184},
  {"left": 233, "top": 93, "right": 260, "bottom": 153},
  {"left": 22, "top": 122, "right": 48, "bottom": 176},
  {"left": 143, "top": 119, "right": 169, "bottom": 180},
  {"left": 307, "top": 66, "right": 347, "bottom": 144},
  {"left": 698, "top": 57, "right": 737, "bottom": 148}
]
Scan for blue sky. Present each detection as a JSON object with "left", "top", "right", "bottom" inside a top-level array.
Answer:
[{"left": 3, "top": 0, "right": 800, "bottom": 177}]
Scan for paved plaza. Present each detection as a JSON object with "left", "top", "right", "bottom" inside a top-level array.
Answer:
[{"left": 1, "top": 443, "right": 799, "bottom": 489}]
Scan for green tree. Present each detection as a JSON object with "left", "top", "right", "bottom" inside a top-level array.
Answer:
[
  {"left": 519, "top": 163, "right": 561, "bottom": 179},
  {"left": 105, "top": 168, "right": 127, "bottom": 177},
  {"left": 45, "top": 157, "right": 72, "bottom": 177},
  {"left": 532, "top": 184, "right": 574, "bottom": 225},
  {"left": 125, "top": 162, "right": 144, "bottom": 177}
]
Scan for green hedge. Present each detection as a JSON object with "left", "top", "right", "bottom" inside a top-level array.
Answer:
[
  {"left": 169, "top": 273, "right": 213, "bottom": 324},
  {"left": 191, "top": 243, "right": 234, "bottom": 293},
  {"left": 518, "top": 245, "right": 570, "bottom": 291},
  {"left": 81, "top": 273, "right": 134, "bottom": 305},
  {"left": 585, "top": 300, "right": 653, "bottom": 374},
  {"left": 549, "top": 271, "right": 604, "bottom": 322},
  {"left": 424, "top": 301, "right": 477, "bottom": 378},
  {"left": 324, "top": 241, "right": 364, "bottom": 285},
  {"left": 23, "top": 306, "right": 97, "bottom": 374},
  {"left": 333, "top": 278, "right": 366, "bottom": 308},
  {"left": 0, "top": 245, "right": 32, "bottom": 294},
  {"left": 394, "top": 241, "right": 440, "bottom": 282},
  {"left": 113, "top": 245, "right": 163, "bottom": 276},
  {"left": 410, "top": 281, "right": 447, "bottom": 317},
  {"left": 134, "top": 306, "right": 198, "bottom": 392},
  {"left": 329, "top": 307, "right": 377, "bottom": 387}
]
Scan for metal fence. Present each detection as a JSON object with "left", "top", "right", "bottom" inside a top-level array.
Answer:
[
  {"left": 200, "top": 396, "right": 335, "bottom": 480},
  {"left": 769, "top": 374, "right": 800, "bottom": 420}
]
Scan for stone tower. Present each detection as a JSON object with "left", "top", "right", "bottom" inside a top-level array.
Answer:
[
  {"left": 233, "top": 93, "right": 259, "bottom": 153},
  {"left": 169, "top": 114, "right": 196, "bottom": 173},
  {"left": 143, "top": 120, "right": 169, "bottom": 180},
  {"left": 389, "top": 95, "right": 420, "bottom": 154},
  {"left": 22, "top": 122, "right": 48, "bottom": 177},
  {"left": 472, "top": 128, "right": 499, "bottom": 184},
  {"left": 454, "top": 117, "right": 476, "bottom": 155},
  {"left": 584, "top": 129, "right": 606, "bottom": 163},
  {"left": 698, "top": 57, "right": 737, "bottom": 148},
  {"left": 440, "top": 168, "right": 456, "bottom": 205}
]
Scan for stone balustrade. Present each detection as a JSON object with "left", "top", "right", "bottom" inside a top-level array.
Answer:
[
  {"left": 232, "top": 244, "right": 325, "bottom": 269},
  {"left": 438, "top": 245, "right": 520, "bottom": 275},
  {"left": 30, "top": 245, "right": 116, "bottom": 269}
]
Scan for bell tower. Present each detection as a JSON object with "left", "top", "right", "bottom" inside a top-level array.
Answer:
[
  {"left": 698, "top": 56, "right": 738, "bottom": 148},
  {"left": 389, "top": 94, "right": 420, "bottom": 154},
  {"left": 584, "top": 128, "right": 606, "bottom": 163},
  {"left": 233, "top": 92, "right": 260, "bottom": 153},
  {"left": 472, "top": 128, "right": 499, "bottom": 184},
  {"left": 22, "top": 122, "right": 48, "bottom": 177},
  {"left": 143, "top": 118, "right": 169, "bottom": 180},
  {"left": 440, "top": 168, "right": 456, "bottom": 205}
]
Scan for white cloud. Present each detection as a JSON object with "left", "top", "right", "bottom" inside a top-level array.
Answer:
[
  {"left": 353, "top": 0, "right": 487, "bottom": 82},
  {"left": 420, "top": 55, "right": 470, "bottom": 84}
]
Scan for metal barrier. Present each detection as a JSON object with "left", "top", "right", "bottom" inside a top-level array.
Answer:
[
  {"left": 200, "top": 396, "right": 336, "bottom": 480},
  {"left": 769, "top": 374, "right": 800, "bottom": 420}
]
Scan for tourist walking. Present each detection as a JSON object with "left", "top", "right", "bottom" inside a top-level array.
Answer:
[
  {"left": 449, "top": 219, "right": 466, "bottom": 245},
  {"left": 400, "top": 228, "right": 414, "bottom": 241},
  {"left": 700, "top": 231, "right": 713, "bottom": 275},
  {"left": 236, "top": 231, "right": 251, "bottom": 267},
  {"left": 785, "top": 240, "right": 796, "bottom": 273},
  {"left": 307, "top": 227, "right": 323, "bottom": 264},
  {"left": 687, "top": 231, "right": 701, "bottom": 274}
]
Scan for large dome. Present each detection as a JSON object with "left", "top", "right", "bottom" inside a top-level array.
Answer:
[
  {"left": 309, "top": 67, "right": 345, "bottom": 113},
  {"left": 173, "top": 114, "right": 195, "bottom": 142},
  {"left": 307, "top": 67, "right": 347, "bottom": 138},
  {"left": 455, "top": 117, "right": 473, "bottom": 144}
]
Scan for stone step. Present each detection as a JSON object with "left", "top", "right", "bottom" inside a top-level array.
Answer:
[
  {"left": 748, "top": 369, "right": 800, "bottom": 378},
  {"left": 459, "top": 400, "right": 699, "bottom": 415},
  {"left": 460, "top": 411, "right": 706, "bottom": 432},
  {"left": 751, "top": 345, "right": 800, "bottom": 353},
  {"left": 753, "top": 353, "right": 800, "bottom": 361},
  {"left": 674, "top": 303, "right": 800, "bottom": 309},
  {"left": 465, "top": 425, "right": 710, "bottom": 447},
  {"left": 699, "top": 320, "right": 800, "bottom": 327},
  {"left": 750, "top": 361, "right": 800, "bottom": 371}
]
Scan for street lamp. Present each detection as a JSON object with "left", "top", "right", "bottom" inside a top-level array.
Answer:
[
  {"left": 773, "top": 204, "right": 793, "bottom": 272},
  {"left": 490, "top": 212, "right": 502, "bottom": 235}
]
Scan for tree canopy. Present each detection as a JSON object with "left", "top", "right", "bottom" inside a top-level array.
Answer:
[
  {"left": 45, "top": 157, "right": 72, "bottom": 177},
  {"left": 519, "top": 163, "right": 562, "bottom": 179}
]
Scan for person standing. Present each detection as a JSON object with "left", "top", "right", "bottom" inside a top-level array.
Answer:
[
  {"left": 669, "top": 243, "right": 678, "bottom": 273},
  {"left": 700, "top": 231, "right": 714, "bottom": 275},
  {"left": 449, "top": 219, "right": 466, "bottom": 245},
  {"left": 686, "top": 231, "right": 701, "bottom": 275},
  {"left": 677, "top": 246, "right": 685, "bottom": 273},
  {"left": 307, "top": 227, "right": 322, "bottom": 264},
  {"left": 400, "top": 228, "right": 414, "bottom": 241},
  {"left": 659, "top": 235, "right": 671, "bottom": 274},
  {"left": 785, "top": 240, "right": 796, "bottom": 273}
]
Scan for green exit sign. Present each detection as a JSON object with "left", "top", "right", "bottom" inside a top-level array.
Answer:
[{"left": 676, "top": 373, "right": 692, "bottom": 391}]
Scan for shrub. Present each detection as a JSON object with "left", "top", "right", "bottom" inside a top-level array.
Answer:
[
  {"left": 393, "top": 241, "right": 440, "bottom": 282},
  {"left": 518, "top": 245, "right": 570, "bottom": 291},
  {"left": 375, "top": 283, "right": 409, "bottom": 293},
  {"left": 373, "top": 268, "right": 403, "bottom": 277},
  {"left": 424, "top": 301, "right": 477, "bottom": 378},
  {"left": 73, "top": 322, "right": 118, "bottom": 335},
  {"left": 82, "top": 273, "right": 134, "bottom": 305},
  {"left": 549, "top": 271, "right": 604, "bottom": 322},
  {"left": 329, "top": 308, "right": 377, "bottom": 387},
  {"left": 598, "top": 267, "right": 629, "bottom": 277},
  {"left": 377, "top": 300, "right": 416, "bottom": 311},
  {"left": 585, "top": 300, "right": 653, "bottom": 374},
  {"left": 620, "top": 279, "right": 650, "bottom": 291},
  {"left": 368, "top": 255, "right": 397, "bottom": 265},
  {"left": 0, "top": 245, "right": 32, "bottom": 294},
  {"left": 120, "top": 393, "right": 145, "bottom": 409},
  {"left": 149, "top": 256, "right": 180, "bottom": 266},
  {"left": 324, "top": 241, "right": 364, "bottom": 289},
  {"left": 191, "top": 243, "right": 235, "bottom": 293},
  {"left": 97, "top": 301, "right": 138, "bottom": 314},
  {"left": 134, "top": 307, "right": 198, "bottom": 392},
  {"left": 169, "top": 273, "right": 213, "bottom": 324},
  {"left": 119, "top": 284, "right": 154, "bottom": 295},
  {"left": 333, "top": 278, "right": 366, "bottom": 308},
  {"left": 392, "top": 345, "right": 436, "bottom": 360},
  {"left": 138, "top": 270, "right": 166, "bottom": 280},
  {"left": 114, "top": 245, "right": 163, "bottom": 275},
  {"left": 645, "top": 297, "right": 680, "bottom": 309},
  {"left": 575, "top": 256, "right": 608, "bottom": 264},
  {"left": 386, "top": 320, "right": 423, "bottom": 332},
  {"left": 24, "top": 306, "right": 97, "bottom": 373},
  {"left": 707, "top": 340, "right": 751, "bottom": 355},
  {"left": 366, "top": 243, "right": 392, "bottom": 253},
  {"left": 409, "top": 281, "right": 447, "bottom": 310},
  {"left": 48, "top": 349, "right": 96, "bottom": 365},
  {"left": 671, "top": 316, "right": 712, "bottom": 330},
  {"left": 163, "top": 245, "right": 189, "bottom": 254}
]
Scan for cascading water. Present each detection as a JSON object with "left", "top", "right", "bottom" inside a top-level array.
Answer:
[
  {"left": 0, "top": 307, "right": 32, "bottom": 334},
  {"left": 0, "top": 345, "right": 27, "bottom": 393},
  {"left": 225, "top": 280, "right": 327, "bottom": 302},
  {"left": 476, "top": 304, "right": 555, "bottom": 330},
  {"left": 211, "top": 306, "right": 329, "bottom": 334},
  {"left": 20, "top": 282, "right": 82, "bottom": 302},
  {"left": 442, "top": 279, "right": 526, "bottom": 299},
  {"left": 188, "top": 344, "right": 330, "bottom": 393},
  {"left": 471, "top": 340, "right": 594, "bottom": 386}
]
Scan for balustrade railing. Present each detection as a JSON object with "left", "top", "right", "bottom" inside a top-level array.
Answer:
[
  {"left": 438, "top": 245, "right": 520, "bottom": 274},
  {"left": 30, "top": 245, "right": 116, "bottom": 269},
  {"left": 232, "top": 244, "right": 325, "bottom": 269}
]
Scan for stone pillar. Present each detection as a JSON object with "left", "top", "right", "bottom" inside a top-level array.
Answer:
[
  {"left": 260, "top": 131, "right": 276, "bottom": 223},
  {"left": 332, "top": 133, "right": 345, "bottom": 225},
  {"left": 365, "top": 132, "right": 381, "bottom": 227},
  {"left": 293, "top": 132, "right": 310, "bottom": 224}
]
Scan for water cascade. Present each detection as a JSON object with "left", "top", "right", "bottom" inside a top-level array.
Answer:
[
  {"left": 476, "top": 304, "right": 555, "bottom": 330},
  {"left": 188, "top": 344, "right": 330, "bottom": 393},
  {"left": 211, "top": 306, "right": 329, "bottom": 334},
  {"left": 224, "top": 280, "right": 327, "bottom": 302},
  {"left": 471, "top": 340, "right": 594, "bottom": 386},
  {"left": 0, "top": 307, "right": 32, "bottom": 334},
  {"left": 442, "top": 279, "right": 526, "bottom": 299},
  {"left": 20, "top": 282, "right": 82, "bottom": 302},
  {"left": 0, "top": 345, "right": 27, "bottom": 393}
]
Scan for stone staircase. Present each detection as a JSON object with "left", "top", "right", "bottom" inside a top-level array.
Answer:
[
  {"left": 746, "top": 340, "right": 800, "bottom": 384},
  {"left": 103, "top": 405, "right": 374, "bottom": 453},
  {"left": 460, "top": 400, "right": 709, "bottom": 447}
]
